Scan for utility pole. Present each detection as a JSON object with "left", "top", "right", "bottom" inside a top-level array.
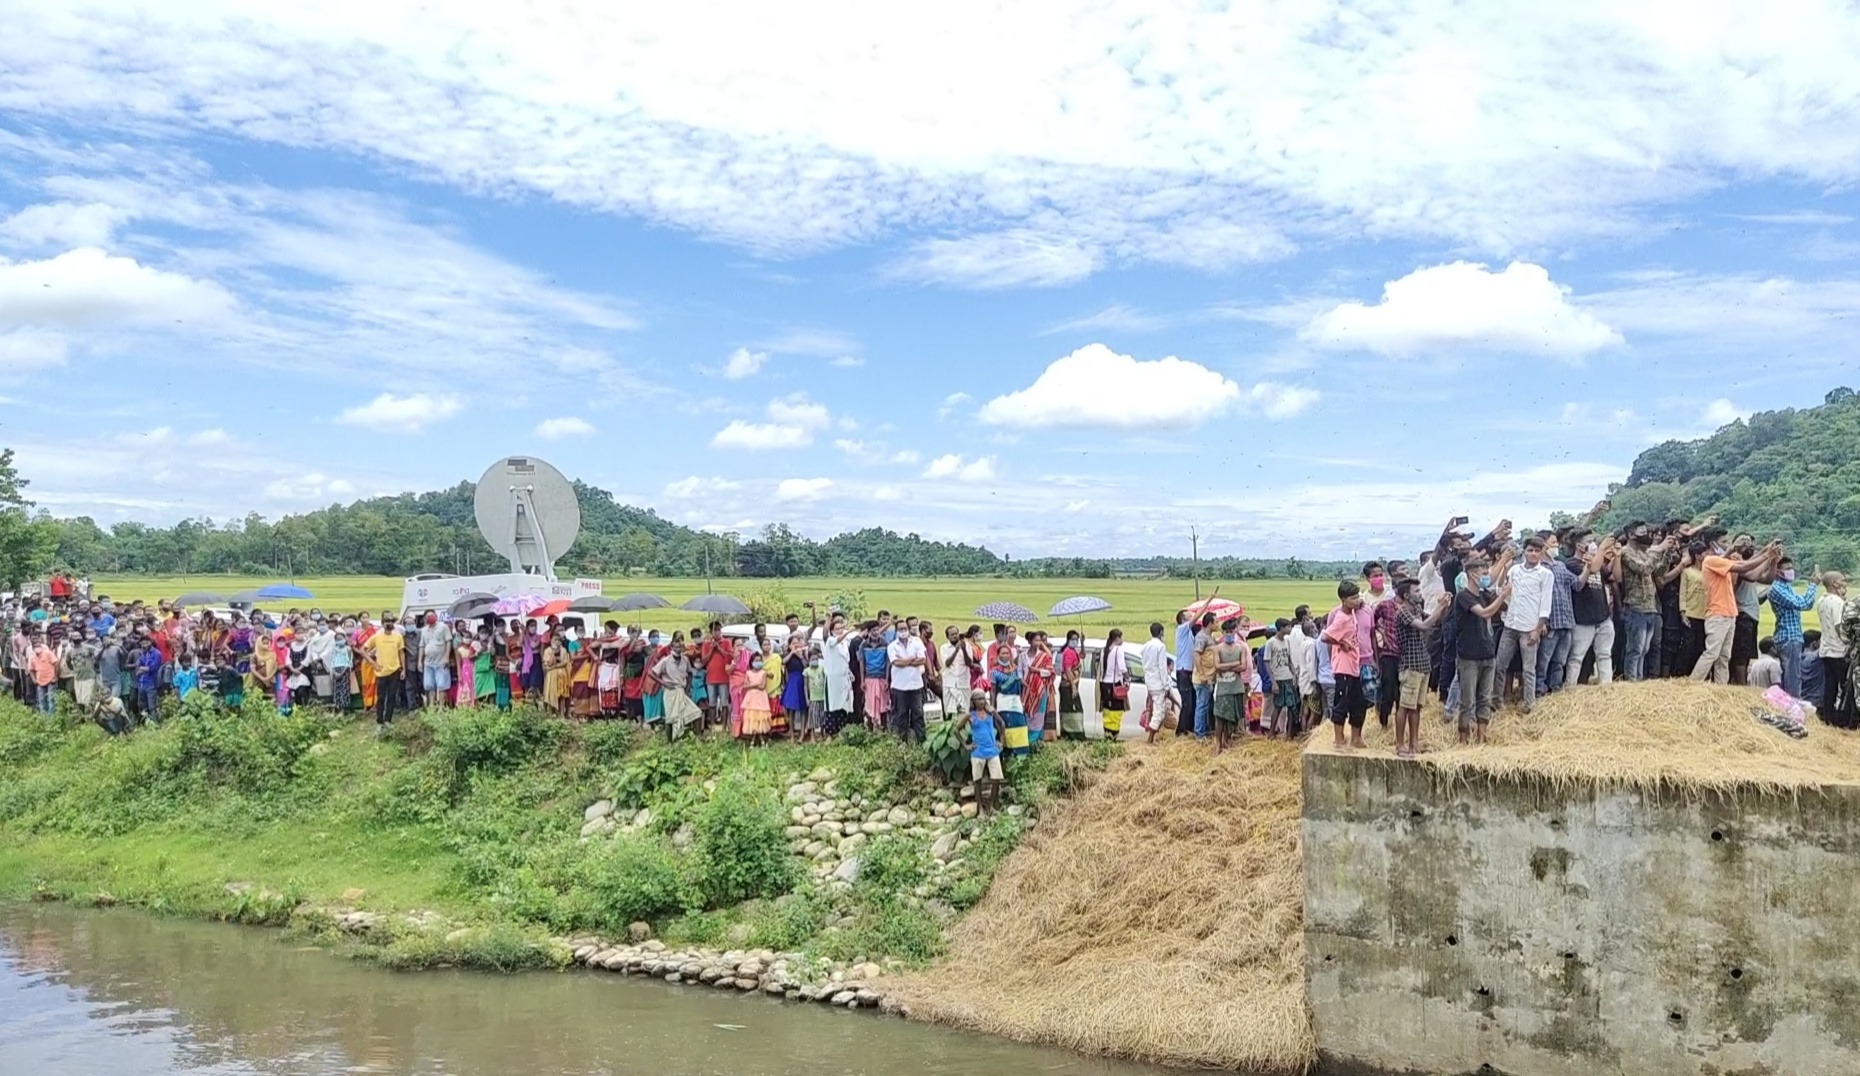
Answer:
[
  {"left": 704, "top": 538, "right": 713, "bottom": 594},
  {"left": 1191, "top": 526, "right": 1201, "bottom": 600}
]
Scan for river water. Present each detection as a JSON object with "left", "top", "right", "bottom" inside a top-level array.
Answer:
[{"left": 0, "top": 903, "right": 1187, "bottom": 1076}]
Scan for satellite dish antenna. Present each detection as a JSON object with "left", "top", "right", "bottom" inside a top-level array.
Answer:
[{"left": 473, "top": 456, "right": 581, "bottom": 579}]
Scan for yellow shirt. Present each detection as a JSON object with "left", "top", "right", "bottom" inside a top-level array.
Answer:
[
  {"left": 1680, "top": 566, "right": 1706, "bottom": 620},
  {"left": 369, "top": 631, "right": 405, "bottom": 675}
]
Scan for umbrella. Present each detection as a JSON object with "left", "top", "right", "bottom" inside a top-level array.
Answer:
[
  {"left": 611, "top": 592, "right": 672, "bottom": 611},
  {"left": 492, "top": 594, "right": 546, "bottom": 616},
  {"left": 1182, "top": 597, "right": 1245, "bottom": 623},
  {"left": 258, "top": 583, "right": 313, "bottom": 600},
  {"left": 1048, "top": 595, "right": 1112, "bottom": 618},
  {"left": 568, "top": 595, "right": 616, "bottom": 613},
  {"left": 1247, "top": 624, "right": 1276, "bottom": 641},
  {"left": 174, "top": 591, "right": 227, "bottom": 606},
  {"left": 680, "top": 594, "right": 751, "bottom": 615},
  {"left": 228, "top": 589, "right": 263, "bottom": 605},
  {"left": 975, "top": 601, "right": 1038, "bottom": 623},
  {"left": 449, "top": 592, "right": 498, "bottom": 618},
  {"left": 535, "top": 598, "right": 572, "bottom": 617}
]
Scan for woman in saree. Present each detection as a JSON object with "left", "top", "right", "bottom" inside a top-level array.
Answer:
[
  {"left": 250, "top": 630, "right": 278, "bottom": 710},
  {"left": 763, "top": 638, "right": 788, "bottom": 738},
  {"left": 1022, "top": 631, "right": 1054, "bottom": 747},
  {"left": 473, "top": 629, "right": 497, "bottom": 706},
  {"left": 780, "top": 633, "right": 809, "bottom": 738},
  {"left": 542, "top": 634, "right": 569, "bottom": 717},
  {"left": 595, "top": 630, "right": 624, "bottom": 716},
  {"left": 353, "top": 619, "right": 378, "bottom": 713},
  {"left": 328, "top": 625, "right": 353, "bottom": 710},
  {"left": 641, "top": 633, "right": 674, "bottom": 725},
  {"left": 454, "top": 627, "right": 477, "bottom": 709},
  {"left": 504, "top": 625, "right": 525, "bottom": 703},
  {"left": 568, "top": 638, "right": 599, "bottom": 719},
  {"left": 990, "top": 643, "right": 1028, "bottom": 757},
  {"left": 728, "top": 642, "right": 752, "bottom": 738},
  {"left": 1099, "top": 628, "right": 1129, "bottom": 740},
  {"left": 1058, "top": 630, "right": 1086, "bottom": 740}
]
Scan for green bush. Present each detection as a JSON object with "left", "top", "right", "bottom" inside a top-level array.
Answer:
[
  {"left": 580, "top": 720, "right": 637, "bottom": 769},
  {"left": 923, "top": 718, "right": 968, "bottom": 784},
  {"left": 856, "top": 835, "right": 929, "bottom": 900},
  {"left": 821, "top": 904, "right": 946, "bottom": 965},
  {"left": 936, "top": 812, "right": 1026, "bottom": 910},
  {"left": 427, "top": 705, "right": 564, "bottom": 788},
  {"left": 691, "top": 775, "right": 797, "bottom": 906},
  {"left": 562, "top": 835, "right": 694, "bottom": 930},
  {"left": 746, "top": 891, "right": 829, "bottom": 952}
]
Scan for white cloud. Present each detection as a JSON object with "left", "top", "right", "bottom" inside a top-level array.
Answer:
[
  {"left": 16, "top": 6, "right": 1860, "bottom": 274},
  {"left": 1, "top": 202, "right": 127, "bottom": 247},
  {"left": 892, "top": 231, "right": 1100, "bottom": 289},
  {"left": 663, "top": 475, "right": 742, "bottom": 499},
  {"left": 1701, "top": 398, "right": 1749, "bottom": 428},
  {"left": 765, "top": 392, "right": 830, "bottom": 430},
  {"left": 0, "top": 329, "right": 66, "bottom": 366},
  {"left": 0, "top": 247, "right": 235, "bottom": 328},
  {"left": 336, "top": 392, "right": 463, "bottom": 432},
  {"left": 1065, "top": 499, "right": 1091, "bottom": 513},
  {"left": 873, "top": 486, "right": 902, "bottom": 501},
  {"left": 1237, "top": 382, "right": 1320, "bottom": 420},
  {"left": 1301, "top": 261, "right": 1622, "bottom": 358},
  {"left": 534, "top": 416, "right": 595, "bottom": 439},
  {"left": 760, "top": 328, "right": 860, "bottom": 358},
  {"left": 922, "top": 454, "right": 997, "bottom": 483},
  {"left": 265, "top": 472, "right": 358, "bottom": 502},
  {"left": 1040, "top": 303, "right": 1169, "bottom": 337},
  {"left": 978, "top": 343, "right": 1240, "bottom": 430},
  {"left": 937, "top": 392, "right": 973, "bottom": 422},
  {"left": 889, "top": 450, "right": 921, "bottom": 465},
  {"left": 710, "top": 393, "right": 833, "bottom": 451},
  {"left": 1728, "top": 211, "right": 1852, "bottom": 226},
  {"left": 712, "top": 421, "right": 812, "bottom": 451},
  {"left": 774, "top": 477, "right": 834, "bottom": 502},
  {"left": 830, "top": 354, "right": 864, "bottom": 367},
  {"left": 722, "top": 346, "right": 768, "bottom": 379},
  {"left": 833, "top": 438, "right": 872, "bottom": 460}
]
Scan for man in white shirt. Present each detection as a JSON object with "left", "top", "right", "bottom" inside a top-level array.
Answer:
[
  {"left": 1139, "top": 620, "right": 1172, "bottom": 741},
  {"left": 1494, "top": 535, "right": 1554, "bottom": 713},
  {"left": 886, "top": 628, "right": 928, "bottom": 743},
  {"left": 1818, "top": 572, "right": 1851, "bottom": 723}
]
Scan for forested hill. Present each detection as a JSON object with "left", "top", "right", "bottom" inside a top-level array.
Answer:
[{"left": 1599, "top": 386, "right": 1860, "bottom": 569}]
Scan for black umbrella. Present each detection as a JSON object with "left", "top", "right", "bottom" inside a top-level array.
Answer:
[
  {"left": 611, "top": 592, "right": 672, "bottom": 611},
  {"left": 568, "top": 595, "right": 616, "bottom": 613},
  {"left": 679, "top": 594, "right": 751, "bottom": 615},
  {"left": 228, "top": 589, "right": 263, "bottom": 605},
  {"left": 174, "top": 591, "right": 227, "bottom": 606},
  {"left": 448, "top": 592, "right": 498, "bottom": 618}
]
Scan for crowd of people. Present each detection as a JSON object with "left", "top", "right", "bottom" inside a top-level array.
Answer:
[{"left": 4, "top": 514, "right": 1855, "bottom": 772}]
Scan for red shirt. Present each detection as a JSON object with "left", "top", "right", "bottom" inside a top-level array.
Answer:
[{"left": 701, "top": 637, "right": 733, "bottom": 685}]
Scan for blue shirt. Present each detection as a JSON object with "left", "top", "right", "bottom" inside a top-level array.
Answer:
[
  {"left": 1316, "top": 638, "right": 1333, "bottom": 685},
  {"left": 969, "top": 710, "right": 1001, "bottom": 760},
  {"left": 1547, "top": 558, "right": 1577, "bottom": 631},
  {"left": 1803, "top": 649, "right": 1824, "bottom": 703},
  {"left": 1768, "top": 581, "right": 1818, "bottom": 644},
  {"left": 173, "top": 667, "right": 198, "bottom": 698},
  {"left": 861, "top": 645, "right": 888, "bottom": 678},
  {"left": 89, "top": 614, "right": 115, "bottom": 636},
  {"left": 135, "top": 649, "right": 162, "bottom": 689},
  {"left": 1174, "top": 622, "right": 1194, "bottom": 672}
]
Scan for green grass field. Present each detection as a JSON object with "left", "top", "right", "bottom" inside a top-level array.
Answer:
[{"left": 90, "top": 575, "right": 1343, "bottom": 634}]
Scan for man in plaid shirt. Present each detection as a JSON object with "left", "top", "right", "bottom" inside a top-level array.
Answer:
[{"left": 1392, "top": 577, "right": 1451, "bottom": 759}]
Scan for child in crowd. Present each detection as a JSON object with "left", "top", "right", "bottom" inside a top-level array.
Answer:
[
  {"left": 1749, "top": 637, "right": 1783, "bottom": 691},
  {"left": 802, "top": 645, "right": 827, "bottom": 744},
  {"left": 967, "top": 689, "right": 1005, "bottom": 815},
  {"left": 197, "top": 660, "right": 223, "bottom": 708},
  {"left": 1263, "top": 619, "right": 1299, "bottom": 737},
  {"left": 172, "top": 655, "right": 199, "bottom": 700}
]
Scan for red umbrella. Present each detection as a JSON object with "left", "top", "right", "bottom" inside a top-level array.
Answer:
[
  {"left": 535, "top": 598, "right": 572, "bottom": 617},
  {"left": 1181, "top": 597, "right": 1246, "bottom": 623}
]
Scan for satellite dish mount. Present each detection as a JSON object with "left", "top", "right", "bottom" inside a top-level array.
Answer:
[{"left": 474, "top": 457, "right": 581, "bottom": 581}]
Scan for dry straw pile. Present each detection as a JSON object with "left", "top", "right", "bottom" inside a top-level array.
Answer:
[
  {"left": 1309, "top": 680, "right": 1860, "bottom": 794},
  {"left": 889, "top": 738, "right": 1316, "bottom": 1073}
]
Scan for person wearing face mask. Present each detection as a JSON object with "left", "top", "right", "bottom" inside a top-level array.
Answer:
[
  {"left": 1816, "top": 572, "right": 1853, "bottom": 727},
  {"left": 1725, "top": 534, "right": 1781, "bottom": 686},
  {"left": 739, "top": 650, "right": 772, "bottom": 744},
  {"left": 651, "top": 633, "right": 699, "bottom": 739},
  {"left": 1211, "top": 617, "right": 1252, "bottom": 755},
  {"left": 1564, "top": 532, "right": 1616, "bottom": 688},
  {"left": 1614, "top": 522, "right": 1677, "bottom": 682},
  {"left": 1766, "top": 556, "right": 1820, "bottom": 698},
  {"left": 1494, "top": 536, "right": 1554, "bottom": 714},
  {"left": 399, "top": 614, "right": 423, "bottom": 712},
  {"left": 1452, "top": 555, "right": 1510, "bottom": 745},
  {"left": 1690, "top": 528, "right": 1777, "bottom": 684}
]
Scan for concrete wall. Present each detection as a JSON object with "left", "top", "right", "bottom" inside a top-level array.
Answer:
[{"left": 1302, "top": 751, "right": 1860, "bottom": 1076}]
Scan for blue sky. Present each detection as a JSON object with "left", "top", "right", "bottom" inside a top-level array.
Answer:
[{"left": 2, "top": 3, "right": 1859, "bottom": 560}]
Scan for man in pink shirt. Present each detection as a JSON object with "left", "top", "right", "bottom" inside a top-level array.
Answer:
[{"left": 1321, "top": 580, "right": 1369, "bottom": 750}]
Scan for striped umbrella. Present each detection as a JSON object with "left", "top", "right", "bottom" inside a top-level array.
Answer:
[
  {"left": 1049, "top": 595, "right": 1112, "bottom": 617},
  {"left": 492, "top": 594, "right": 547, "bottom": 616},
  {"left": 974, "top": 601, "right": 1038, "bottom": 623}
]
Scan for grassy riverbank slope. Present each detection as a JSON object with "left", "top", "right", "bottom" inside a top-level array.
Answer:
[{"left": 0, "top": 696, "right": 1113, "bottom": 971}]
